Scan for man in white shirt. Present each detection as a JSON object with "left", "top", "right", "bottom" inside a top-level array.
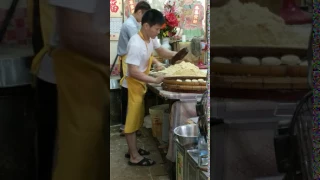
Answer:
[
  {"left": 120, "top": 9, "right": 177, "bottom": 166},
  {"left": 117, "top": 0, "right": 152, "bottom": 135},
  {"left": 48, "top": 0, "right": 108, "bottom": 179}
]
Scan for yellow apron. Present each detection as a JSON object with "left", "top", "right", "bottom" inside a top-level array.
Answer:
[
  {"left": 27, "top": 0, "right": 55, "bottom": 85},
  {"left": 51, "top": 48, "right": 109, "bottom": 180},
  {"left": 120, "top": 31, "right": 153, "bottom": 134},
  {"left": 119, "top": 55, "right": 128, "bottom": 84},
  {"left": 27, "top": 0, "right": 55, "bottom": 73}
]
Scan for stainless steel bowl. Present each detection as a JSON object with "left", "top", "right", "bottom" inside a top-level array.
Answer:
[{"left": 174, "top": 124, "right": 199, "bottom": 146}]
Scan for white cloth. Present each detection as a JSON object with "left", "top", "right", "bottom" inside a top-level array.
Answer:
[
  {"left": 121, "top": 34, "right": 161, "bottom": 88},
  {"left": 37, "top": 53, "right": 56, "bottom": 83},
  {"left": 166, "top": 101, "right": 197, "bottom": 162}
]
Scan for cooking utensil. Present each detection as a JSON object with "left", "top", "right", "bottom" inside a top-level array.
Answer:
[
  {"left": 171, "top": 47, "right": 189, "bottom": 65},
  {"left": 174, "top": 124, "right": 199, "bottom": 146}
]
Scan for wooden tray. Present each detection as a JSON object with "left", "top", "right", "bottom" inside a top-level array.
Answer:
[
  {"left": 211, "top": 45, "right": 308, "bottom": 57},
  {"left": 162, "top": 76, "right": 207, "bottom": 93},
  {"left": 149, "top": 71, "right": 207, "bottom": 78},
  {"left": 211, "top": 45, "right": 309, "bottom": 77},
  {"left": 211, "top": 88, "right": 309, "bottom": 102},
  {"left": 211, "top": 63, "right": 308, "bottom": 77},
  {"left": 163, "top": 77, "right": 207, "bottom": 86},
  {"left": 212, "top": 75, "right": 309, "bottom": 90}
]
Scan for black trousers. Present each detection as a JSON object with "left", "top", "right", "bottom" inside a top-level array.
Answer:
[
  {"left": 35, "top": 78, "right": 57, "bottom": 180},
  {"left": 120, "top": 59, "right": 128, "bottom": 126}
]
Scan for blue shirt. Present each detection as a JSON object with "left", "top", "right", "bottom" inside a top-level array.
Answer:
[{"left": 117, "top": 15, "right": 140, "bottom": 56}]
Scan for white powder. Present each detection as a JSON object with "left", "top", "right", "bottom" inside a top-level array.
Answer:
[
  {"left": 159, "top": 61, "right": 206, "bottom": 76},
  {"left": 211, "top": 0, "right": 309, "bottom": 48}
]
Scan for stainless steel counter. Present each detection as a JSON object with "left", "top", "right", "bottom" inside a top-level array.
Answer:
[{"left": 187, "top": 150, "right": 209, "bottom": 179}]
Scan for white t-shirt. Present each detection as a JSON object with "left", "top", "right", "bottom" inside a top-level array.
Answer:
[
  {"left": 39, "top": 0, "right": 108, "bottom": 84},
  {"left": 121, "top": 34, "right": 161, "bottom": 88},
  {"left": 37, "top": 53, "right": 56, "bottom": 84}
]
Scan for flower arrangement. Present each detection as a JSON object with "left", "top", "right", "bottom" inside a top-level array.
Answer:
[{"left": 159, "top": 0, "right": 180, "bottom": 38}]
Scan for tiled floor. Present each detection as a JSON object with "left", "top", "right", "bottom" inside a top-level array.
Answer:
[{"left": 110, "top": 126, "right": 170, "bottom": 180}]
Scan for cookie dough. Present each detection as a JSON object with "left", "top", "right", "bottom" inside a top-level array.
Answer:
[
  {"left": 261, "top": 57, "right": 281, "bottom": 66},
  {"left": 213, "top": 57, "right": 232, "bottom": 64},
  {"left": 240, "top": 57, "right": 260, "bottom": 65},
  {"left": 299, "top": 61, "right": 308, "bottom": 66},
  {"left": 281, "top": 54, "right": 301, "bottom": 65}
]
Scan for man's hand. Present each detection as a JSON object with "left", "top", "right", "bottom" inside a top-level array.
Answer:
[
  {"left": 152, "top": 57, "right": 166, "bottom": 71},
  {"left": 171, "top": 51, "right": 177, "bottom": 58},
  {"left": 154, "top": 64, "right": 165, "bottom": 71},
  {"left": 154, "top": 75, "right": 164, "bottom": 84}
]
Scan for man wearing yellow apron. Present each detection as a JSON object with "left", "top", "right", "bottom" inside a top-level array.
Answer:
[
  {"left": 27, "top": 0, "right": 57, "bottom": 179},
  {"left": 117, "top": 1, "right": 152, "bottom": 136},
  {"left": 48, "top": 0, "right": 109, "bottom": 179},
  {"left": 121, "top": 9, "right": 177, "bottom": 166}
]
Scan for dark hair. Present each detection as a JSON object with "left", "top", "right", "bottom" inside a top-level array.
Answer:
[
  {"left": 134, "top": 1, "right": 151, "bottom": 13},
  {"left": 141, "top": 9, "right": 165, "bottom": 27}
]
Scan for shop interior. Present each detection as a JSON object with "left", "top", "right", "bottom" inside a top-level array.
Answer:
[
  {"left": 211, "top": 0, "right": 314, "bottom": 180},
  {"left": 0, "top": 0, "right": 316, "bottom": 179},
  {"left": 110, "top": 0, "right": 210, "bottom": 179}
]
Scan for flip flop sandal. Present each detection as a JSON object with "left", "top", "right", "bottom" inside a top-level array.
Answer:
[
  {"left": 128, "top": 157, "right": 156, "bottom": 166},
  {"left": 125, "top": 148, "right": 150, "bottom": 158}
]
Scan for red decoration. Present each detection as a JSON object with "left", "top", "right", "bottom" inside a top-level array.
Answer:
[{"left": 110, "top": 0, "right": 119, "bottom": 13}]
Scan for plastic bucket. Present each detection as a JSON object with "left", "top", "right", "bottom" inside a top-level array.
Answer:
[{"left": 149, "top": 104, "right": 169, "bottom": 141}]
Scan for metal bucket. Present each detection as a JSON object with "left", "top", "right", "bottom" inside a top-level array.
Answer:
[{"left": 174, "top": 124, "right": 199, "bottom": 146}]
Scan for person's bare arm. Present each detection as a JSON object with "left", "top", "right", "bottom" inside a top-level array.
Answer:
[
  {"left": 55, "top": 7, "right": 109, "bottom": 65},
  {"left": 155, "top": 47, "right": 177, "bottom": 59},
  {"left": 152, "top": 57, "right": 162, "bottom": 66},
  {"left": 128, "top": 65, "right": 163, "bottom": 84}
]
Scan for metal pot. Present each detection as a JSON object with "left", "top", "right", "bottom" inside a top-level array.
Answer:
[{"left": 174, "top": 124, "right": 199, "bottom": 146}]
